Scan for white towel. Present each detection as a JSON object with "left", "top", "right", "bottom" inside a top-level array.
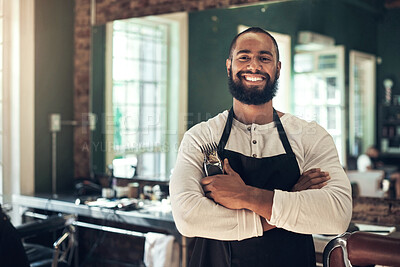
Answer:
[{"left": 144, "top": 232, "right": 180, "bottom": 267}]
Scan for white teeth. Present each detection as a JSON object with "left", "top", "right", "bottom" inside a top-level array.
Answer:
[{"left": 244, "top": 76, "right": 263, "bottom": 82}]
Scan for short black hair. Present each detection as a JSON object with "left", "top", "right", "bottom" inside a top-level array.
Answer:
[{"left": 228, "top": 27, "right": 280, "bottom": 63}]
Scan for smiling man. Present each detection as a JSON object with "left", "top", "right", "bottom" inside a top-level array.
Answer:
[
  {"left": 227, "top": 29, "right": 280, "bottom": 106},
  {"left": 170, "top": 27, "right": 352, "bottom": 267}
]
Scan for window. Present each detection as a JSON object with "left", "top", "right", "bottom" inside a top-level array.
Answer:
[
  {"left": 0, "top": 0, "right": 35, "bottom": 213},
  {"left": 105, "top": 14, "right": 187, "bottom": 180},
  {"left": 349, "top": 50, "right": 376, "bottom": 155},
  {"left": 0, "top": 0, "right": 3, "bottom": 199},
  {"left": 293, "top": 46, "right": 346, "bottom": 165}
]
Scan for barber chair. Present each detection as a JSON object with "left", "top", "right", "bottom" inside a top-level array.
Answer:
[
  {"left": 17, "top": 214, "right": 77, "bottom": 267},
  {"left": 323, "top": 231, "right": 400, "bottom": 267},
  {"left": 0, "top": 207, "right": 77, "bottom": 267}
]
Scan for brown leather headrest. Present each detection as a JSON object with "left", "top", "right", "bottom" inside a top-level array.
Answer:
[
  {"left": 329, "top": 246, "right": 346, "bottom": 267},
  {"left": 347, "top": 232, "right": 400, "bottom": 266}
]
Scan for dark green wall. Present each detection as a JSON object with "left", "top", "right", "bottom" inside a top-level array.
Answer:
[
  {"left": 91, "top": 25, "right": 106, "bottom": 175},
  {"left": 188, "top": 0, "right": 382, "bottom": 128},
  {"left": 377, "top": 8, "right": 400, "bottom": 102},
  {"left": 34, "top": 0, "right": 74, "bottom": 193},
  {"left": 376, "top": 8, "right": 400, "bottom": 154}
]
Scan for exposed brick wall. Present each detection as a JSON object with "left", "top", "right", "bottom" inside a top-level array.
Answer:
[
  {"left": 73, "top": 0, "right": 272, "bottom": 177},
  {"left": 74, "top": 0, "right": 91, "bottom": 178},
  {"left": 352, "top": 197, "right": 400, "bottom": 226},
  {"left": 385, "top": 0, "right": 400, "bottom": 9},
  {"left": 94, "top": 0, "right": 265, "bottom": 24}
]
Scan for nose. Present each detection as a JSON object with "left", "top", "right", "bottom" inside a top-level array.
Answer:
[{"left": 247, "top": 58, "right": 262, "bottom": 72}]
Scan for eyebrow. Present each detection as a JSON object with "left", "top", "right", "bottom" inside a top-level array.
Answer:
[{"left": 236, "top": 49, "right": 273, "bottom": 57}]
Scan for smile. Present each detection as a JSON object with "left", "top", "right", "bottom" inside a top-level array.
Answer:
[{"left": 242, "top": 74, "right": 266, "bottom": 82}]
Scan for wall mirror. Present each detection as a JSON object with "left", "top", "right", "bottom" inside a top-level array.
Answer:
[
  {"left": 89, "top": 0, "right": 400, "bottom": 200},
  {"left": 91, "top": 12, "right": 188, "bottom": 180}
]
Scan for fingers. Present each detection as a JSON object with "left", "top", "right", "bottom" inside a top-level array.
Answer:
[
  {"left": 303, "top": 175, "right": 330, "bottom": 190},
  {"left": 303, "top": 176, "right": 329, "bottom": 187},
  {"left": 300, "top": 169, "right": 326, "bottom": 181},
  {"left": 298, "top": 169, "right": 329, "bottom": 184},
  {"left": 293, "top": 168, "right": 330, "bottom": 191},
  {"left": 202, "top": 183, "right": 213, "bottom": 192},
  {"left": 200, "top": 174, "right": 224, "bottom": 185},
  {"left": 296, "top": 168, "right": 321, "bottom": 185},
  {"left": 301, "top": 173, "right": 330, "bottom": 187},
  {"left": 202, "top": 182, "right": 213, "bottom": 199},
  {"left": 302, "top": 168, "right": 321, "bottom": 176},
  {"left": 200, "top": 176, "right": 213, "bottom": 185},
  {"left": 201, "top": 169, "right": 224, "bottom": 198},
  {"left": 223, "top": 158, "right": 236, "bottom": 175},
  {"left": 201, "top": 177, "right": 215, "bottom": 196}
]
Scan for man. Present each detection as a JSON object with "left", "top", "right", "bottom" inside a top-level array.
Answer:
[
  {"left": 358, "top": 145, "right": 400, "bottom": 199},
  {"left": 170, "top": 27, "right": 352, "bottom": 266},
  {"left": 357, "top": 145, "right": 383, "bottom": 172}
]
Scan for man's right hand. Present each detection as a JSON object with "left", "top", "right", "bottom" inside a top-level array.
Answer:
[{"left": 292, "top": 168, "right": 330, "bottom": 192}]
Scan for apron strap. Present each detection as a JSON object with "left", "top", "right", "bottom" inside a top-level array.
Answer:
[
  {"left": 217, "top": 108, "right": 234, "bottom": 159},
  {"left": 273, "top": 108, "right": 294, "bottom": 155},
  {"left": 217, "top": 107, "right": 294, "bottom": 157}
]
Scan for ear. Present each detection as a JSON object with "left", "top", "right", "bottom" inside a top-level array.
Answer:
[
  {"left": 226, "top": 58, "right": 231, "bottom": 77},
  {"left": 276, "top": 61, "right": 281, "bottom": 79}
]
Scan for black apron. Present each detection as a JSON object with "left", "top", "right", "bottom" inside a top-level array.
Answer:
[{"left": 189, "top": 108, "right": 316, "bottom": 267}]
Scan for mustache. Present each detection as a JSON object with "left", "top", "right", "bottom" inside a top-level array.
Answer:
[{"left": 236, "top": 70, "right": 270, "bottom": 80}]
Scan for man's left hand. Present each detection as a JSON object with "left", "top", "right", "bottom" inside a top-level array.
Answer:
[
  {"left": 292, "top": 168, "right": 330, "bottom": 192},
  {"left": 201, "top": 158, "right": 249, "bottom": 210}
]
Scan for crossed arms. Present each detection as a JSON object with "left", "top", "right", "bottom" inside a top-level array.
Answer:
[
  {"left": 202, "top": 159, "right": 330, "bottom": 231},
  {"left": 170, "top": 124, "right": 352, "bottom": 241}
]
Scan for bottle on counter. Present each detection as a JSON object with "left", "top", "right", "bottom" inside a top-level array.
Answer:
[{"left": 127, "top": 182, "right": 140, "bottom": 198}]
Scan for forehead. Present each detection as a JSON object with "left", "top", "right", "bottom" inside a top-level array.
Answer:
[{"left": 234, "top": 32, "right": 275, "bottom": 55}]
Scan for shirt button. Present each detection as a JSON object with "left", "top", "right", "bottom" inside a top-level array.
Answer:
[
  {"left": 252, "top": 140, "right": 257, "bottom": 144},
  {"left": 247, "top": 127, "right": 251, "bottom": 131},
  {"left": 252, "top": 154, "right": 257, "bottom": 158}
]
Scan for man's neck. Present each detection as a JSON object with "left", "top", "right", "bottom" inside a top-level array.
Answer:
[{"left": 233, "top": 99, "right": 274, "bottom": 125}]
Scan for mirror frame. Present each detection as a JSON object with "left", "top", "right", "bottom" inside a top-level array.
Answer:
[
  {"left": 73, "top": 0, "right": 276, "bottom": 178},
  {"left": 74, "top": 0, "right": 400, "bottom": 226}
]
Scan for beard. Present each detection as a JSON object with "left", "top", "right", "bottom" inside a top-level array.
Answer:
[{"left": 228, "top": 68, "right": 279, "bottom": 105}]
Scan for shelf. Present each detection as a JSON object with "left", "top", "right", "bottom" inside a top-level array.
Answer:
[
  {"left": 380, "top": 104, "right": 400, "bottom": 108},
  {"left": 378, "top": 103, "right": 400, "bottom": 158},
  {"left": 382, "top": 121, "right": 400, "bottom": 125},
  {"left": 381, "top": 152, "right": 400, "bottom": 157}
]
